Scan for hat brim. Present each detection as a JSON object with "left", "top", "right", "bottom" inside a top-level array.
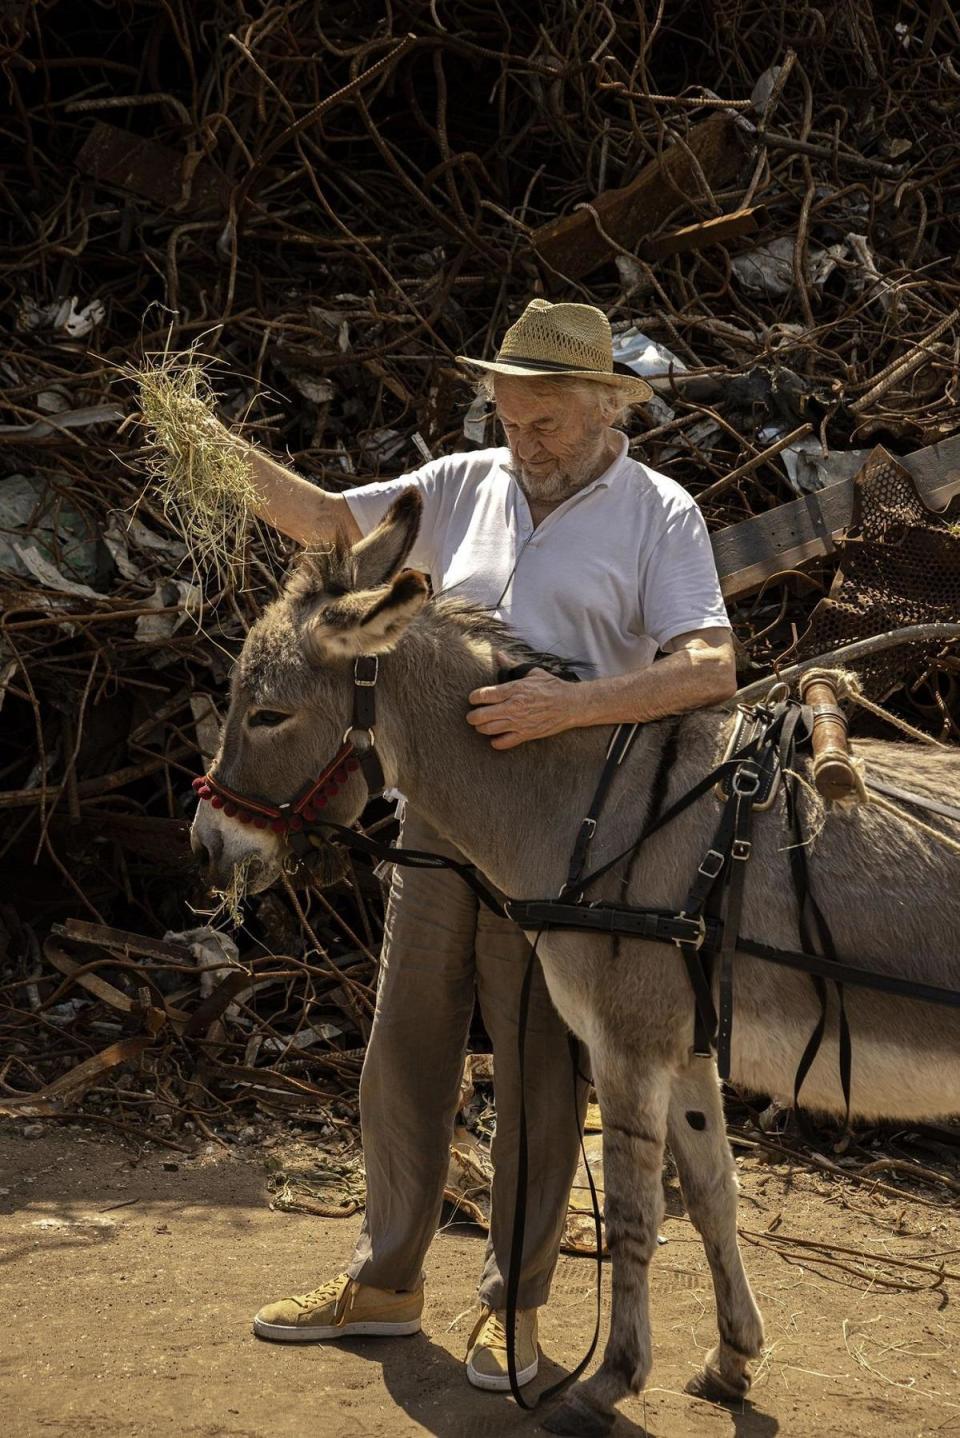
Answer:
[{"left": 456, "top": 356, "right": 653, "bottom": 405}]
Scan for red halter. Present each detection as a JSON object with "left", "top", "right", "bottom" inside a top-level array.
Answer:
[{"left": 191, "top": 743, "right": 361, "bottom": 834}]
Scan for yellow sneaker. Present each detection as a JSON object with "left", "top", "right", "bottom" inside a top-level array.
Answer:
[
  {"left": 465, "top": 1306, "right": 539, "bottom": 1390},
  {"left": 253, "top": 1272, "right": 423, "bottom": 1343}
]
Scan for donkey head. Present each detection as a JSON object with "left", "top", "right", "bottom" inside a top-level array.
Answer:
[{"left": 190, "top": 490, "right": 428, "bottom": 893}]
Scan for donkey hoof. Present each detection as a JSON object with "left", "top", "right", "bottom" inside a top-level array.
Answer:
[
  {"left": 685, "top": 1365, "right": 750, "bottom": 1404},
  {"left": 542, "top": 1395, "right": 615, "bottom": 1438}
]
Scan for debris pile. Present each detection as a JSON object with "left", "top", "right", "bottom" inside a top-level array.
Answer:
[{"left": 1, "top": 2, "right": 958, "bottom": 1134}]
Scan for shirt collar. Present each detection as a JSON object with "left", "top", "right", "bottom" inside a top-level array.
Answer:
[{"left": 590, "top": 430, "right": 629, "bottom": 491}]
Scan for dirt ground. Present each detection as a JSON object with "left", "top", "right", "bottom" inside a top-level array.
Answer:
[{"left": 2, "top": 1122, "right": 958, "bottom": 1438}]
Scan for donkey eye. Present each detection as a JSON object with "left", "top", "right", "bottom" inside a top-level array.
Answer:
[{"left": 248, "top": 709, "right": 291, "bottom": 729}]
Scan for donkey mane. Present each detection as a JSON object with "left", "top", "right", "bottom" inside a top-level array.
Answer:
[{"left": 427, "top": 596, "right": 585, "bottom": 679}]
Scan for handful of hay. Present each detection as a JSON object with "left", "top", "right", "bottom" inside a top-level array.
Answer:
[{"left": 131, "top": 352, "right": 259, "bottom": 582}]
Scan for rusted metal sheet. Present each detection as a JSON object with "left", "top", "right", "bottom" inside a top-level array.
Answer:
[
  {"left": 531, "top": 113, "right": 754, "bottom": 280},
  {"left": 75, "top": 121, "right": 229, "bottom": 213}
]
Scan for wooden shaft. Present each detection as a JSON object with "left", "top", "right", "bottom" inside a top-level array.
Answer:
[{"left": 798, "top": 674, "right": 859, "bottom": 802}]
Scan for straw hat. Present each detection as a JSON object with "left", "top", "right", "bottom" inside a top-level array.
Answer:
[{"left": 457, "top": 298, "right": 653, "bottom": 404}]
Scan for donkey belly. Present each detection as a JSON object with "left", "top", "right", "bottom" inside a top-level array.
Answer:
[
  {"left": 533, "top": 910, "right": 960, "bottom": 1122},
  {"left": 731, "top": 959, "right": 960, "bottom": 1122}
]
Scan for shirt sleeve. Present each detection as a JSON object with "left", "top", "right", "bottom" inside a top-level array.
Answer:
[
  {"left": 342, "top": 458, "right": 449, "bottom": 573},
  {"left": 638, "top": 498, "right": 730, "bottom": 650}
]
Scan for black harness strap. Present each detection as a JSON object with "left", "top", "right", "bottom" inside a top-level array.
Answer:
[
  {"left": 735, "top": 936, "right": 960, "bottom": 1007},
  {"left": 716, "top": 700, "right": 807, "bottom": 1078},
  {"left": 782, "top": 773, "right": 853, "bottom": 1126},
  {"left": 570, "top": 755, "right": 747, "bottom": 899},
  {"left": 866, "top": 777, "right": 960, "bottom": 825},
  {"left": 564, "top": 722, "right": 639, "bottom": 896},
  {"left": 300, "top": 816, "right": 509, "bottom": 916},
  {"left": 503, "top": 944, "right": 604, "bottom": 1410},
  {"left": 716, "top": 767, "right": 759, "bottom": 1077}
]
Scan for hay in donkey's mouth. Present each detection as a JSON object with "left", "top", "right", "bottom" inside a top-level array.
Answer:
[
  {"left": 210, "top": 853, "right": 258, "bottom": 927},
  {"left": 132, "top": 353, "right": 259, "bottom": 581}
]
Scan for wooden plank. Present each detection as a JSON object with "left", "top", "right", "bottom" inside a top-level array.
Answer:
[
  {"left": 711, "top": 436, "right": 960, "bottom": 601},
  {"left": 639, "top": 205, "right": 767, "bottom": 262},
  {"left": 531, "top": 112, "right": 752, "bottom": 280}
]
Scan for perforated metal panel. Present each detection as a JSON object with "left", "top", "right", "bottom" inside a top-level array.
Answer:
[{"left": 794, "top": 449, "right": 960, "bottom": 700}]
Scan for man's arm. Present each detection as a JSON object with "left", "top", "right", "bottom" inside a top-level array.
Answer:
[
  {"left": 218, "top": 425, "right": 360, "bottom": 546},
  {"left": 467, "top": 628, "right": 736, "bottom": 750}
]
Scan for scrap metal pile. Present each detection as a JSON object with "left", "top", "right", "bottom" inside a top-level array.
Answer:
[{"left": 1, "top": 1, "right": 958, "bottom": 1141}]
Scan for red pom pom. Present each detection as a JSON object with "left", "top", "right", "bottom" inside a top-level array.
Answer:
[
  {"left": 346, "top": 758, "right": 360, "bottom": 773},
  {"left": 271, "top": 818, "right": 287, "bottom": 834},
  {"left": 191, "top": 776, "right": 204, "bottom": 791},
  {"left": 223, "top": 803, "right": 237, "bottom": 818},
  {"left": 253, "top": 816, "right": 268, "bottom": 830},
  {"left": 288, "top": 814, "right": 303, "bottom": 831},
  {"left": 236, "top": 810, "right": 251, "bottom": 824},
  {"left": 210, "top": 795, "right": 224, "bottom": 810},
  {"left": 198, "top": 785, "right": 212, "bottom": 800},
  {"left": 316, "top": 794, "right": 327, "bottom": 808},
  {"left": 326, "top": 782, "right": 339, "bottom": 798}
]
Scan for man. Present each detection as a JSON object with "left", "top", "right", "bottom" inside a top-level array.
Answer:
[{"left": 239, "top": 300, "right": 736, "bottom": 1387}]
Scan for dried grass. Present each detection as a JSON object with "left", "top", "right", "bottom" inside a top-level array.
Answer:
[
  {"left": 209, "top": 853, "right": 258, "bottom": 927},
  {"left": 128, "top": 349, "right": 259, "bottom": 584}
]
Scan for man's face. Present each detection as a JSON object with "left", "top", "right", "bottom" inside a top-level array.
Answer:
[{"left": 494, "top": 375, "right": 610, "bottom": 504}]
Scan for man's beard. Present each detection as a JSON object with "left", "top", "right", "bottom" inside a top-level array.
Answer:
[{"left": 507, "top": 444, "right": 607, "bottom": 505}]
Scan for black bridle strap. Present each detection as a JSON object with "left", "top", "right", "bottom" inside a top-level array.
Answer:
[{"left": 345, "top": 654, "right": 385, "bottom": 795}]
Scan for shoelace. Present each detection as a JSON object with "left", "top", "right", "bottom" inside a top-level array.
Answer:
[
  {"left": 298, "top": 1276, "right": 347, "bottom": 1312},
  {"left": 478, "top": 1310, "right": 510, "bottom": 1348}
]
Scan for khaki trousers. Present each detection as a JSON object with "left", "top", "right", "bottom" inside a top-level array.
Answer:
[{"left": 346, "top": 806, "right": 589, "bottom": 1309}]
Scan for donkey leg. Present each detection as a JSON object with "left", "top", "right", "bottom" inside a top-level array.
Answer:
[
  {"left": 545, "top": 1056, "right": 671, "bottom": 1438},
  {"left": 667, "top": 1056, "right": 764, "bottom": 1401}
]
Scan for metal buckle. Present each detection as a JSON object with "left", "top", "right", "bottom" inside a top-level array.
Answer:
[
  {"left": 732, "top": 838, "right": 752, "bottom": 861},
  {"left": 732, "top": 765, "right": 761, "bottom": 797},
  {"left": 580, "top": 817, "right": 597, "bottom": 839},
  {"left": 675, "top": 913, "right": 707, "bottom": 950},
  {"left": 697, "top": 848, "right": 725, "bottom": 880},
  {"left": 354, "top": 656, "right": 379, "bottom": 686},
  {"left": 343, "top": 725, "right": 376, "bottom": 748}
]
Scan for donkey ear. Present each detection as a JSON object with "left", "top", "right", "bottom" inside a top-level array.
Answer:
[
  {"left": 302, "top": 568, "right": 429, "bottom": 663},
  {"left": 352, "top": 489, "right": 423, "bottom": 590}
]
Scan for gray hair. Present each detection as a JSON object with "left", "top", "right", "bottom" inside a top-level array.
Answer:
[{"left": 476, "top": 371, "right": 635, "bottom": 427}]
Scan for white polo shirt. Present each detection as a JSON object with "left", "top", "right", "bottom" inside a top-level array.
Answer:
[{"left": 342, "top": 433, "right": 729, "bottom": 679}]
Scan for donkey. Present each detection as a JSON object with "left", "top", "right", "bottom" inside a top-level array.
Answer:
[{"left": 192, "top": 491, "right": 960, "bottom": 1436}]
